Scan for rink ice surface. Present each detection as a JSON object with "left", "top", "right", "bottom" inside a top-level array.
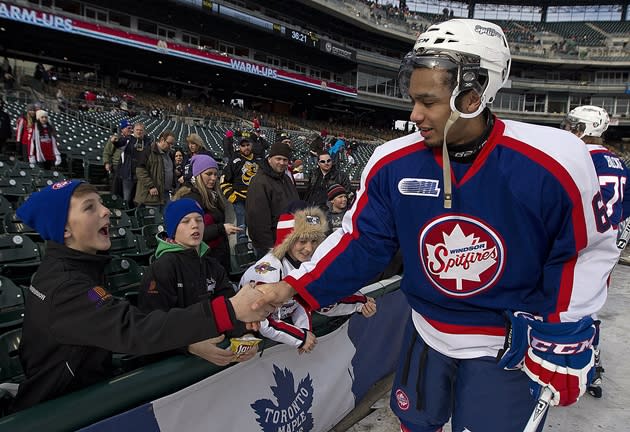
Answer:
[{"left": 344, "top": 265, "right": 630, "bottom": 432}]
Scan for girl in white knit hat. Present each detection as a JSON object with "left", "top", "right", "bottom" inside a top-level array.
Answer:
[{"left": 239, "top": 203, "right": 376, "bottom": 354}]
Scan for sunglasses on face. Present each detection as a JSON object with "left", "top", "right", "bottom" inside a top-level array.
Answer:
[{"left": 319, "top": 159, "right": 332, "bottom": 164}]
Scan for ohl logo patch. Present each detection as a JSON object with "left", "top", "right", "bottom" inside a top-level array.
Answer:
[
  {"left": 419, "top": 215, "right": 505, "bottom": 297},
  {"left": 251, "top": 365, "right": 314, "bottom": 432}
]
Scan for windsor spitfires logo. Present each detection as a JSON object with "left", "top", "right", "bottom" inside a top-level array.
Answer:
[
  {"left": 251, "top": 365, "right": 314, "bottom": 432},
  {"left": 419, "top": 215, "right": 505, "bottom": 297}
]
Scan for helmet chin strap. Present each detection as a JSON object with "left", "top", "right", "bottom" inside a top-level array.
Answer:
[
  {"left": 442, "top": 110, "right": 460, "bottom": 209},
  {"left": 442, "top": 86, "right": 487, "bottom": 207}
]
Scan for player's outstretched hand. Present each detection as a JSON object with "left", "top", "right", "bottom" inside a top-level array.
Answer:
[
  {"left": 251, "top": 281, "right": 296, "bottom": 313},
  {"left": 229, "top": 283, "right": 277, "bottom": 323},
  {"left": 298, "top": 331, "right": 317, "bottom": 355},
  {"left": 361, "top": 297, "right": 377, "bottom": 317}
]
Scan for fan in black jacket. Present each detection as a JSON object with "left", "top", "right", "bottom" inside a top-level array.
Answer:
[
  {"left": 138, "top": 198, "right": 259, "bottom": 366},
  {"left": 11, "top": 181, "right": 273, "bottom": 412}
]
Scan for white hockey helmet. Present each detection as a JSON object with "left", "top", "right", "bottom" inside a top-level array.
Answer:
[
  {"left": 398, "top": 19, "right": 511, "bottom": 118},
  {"left": 561, "top": 105, "right": 610, "bottom": 138}
]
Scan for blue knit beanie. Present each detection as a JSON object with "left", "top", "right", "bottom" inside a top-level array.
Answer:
[
  {"left": 164, "top": 198, "right": 204, "bottom": 239},
  {"left": 16, "top": 180, "right": 84, "bottom": 244}
]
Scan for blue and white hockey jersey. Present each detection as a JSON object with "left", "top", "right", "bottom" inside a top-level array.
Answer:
[
  {"left": 285, "top": 118, "right": 619, "bottom": 359},
  {"left": 587, "top": 144, "right": 630, "bottom": 227}
]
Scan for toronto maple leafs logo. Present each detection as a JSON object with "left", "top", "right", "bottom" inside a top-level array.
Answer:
[
  {"left": 251, "top": 365, "right": 314, "bottom": 432},
  {"left": 419, "top": 215, "right": 505, "bottom": 297}
]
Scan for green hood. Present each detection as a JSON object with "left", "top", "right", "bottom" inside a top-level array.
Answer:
[{"left": 154, "top": 233, "right": 209, "bottom": 259}]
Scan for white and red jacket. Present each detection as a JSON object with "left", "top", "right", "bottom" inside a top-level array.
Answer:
[
  {"left": 239, "top": 252, "right": 368, "bottom": 347},
  {"left": 30, "top": 124, "right": 61, "bottom": 164}
]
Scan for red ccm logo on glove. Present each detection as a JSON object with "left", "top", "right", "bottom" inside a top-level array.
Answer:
[{"left": 419, "top": 215, "right": 505, "bottom": 297}]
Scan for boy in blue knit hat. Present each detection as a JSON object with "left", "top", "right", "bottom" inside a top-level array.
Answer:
[
  {"left": 11, "top": 181, "right": 272, "bottom": 412},
  {"left": 138, "top": 198, "right": 259, "bottom": 365}
]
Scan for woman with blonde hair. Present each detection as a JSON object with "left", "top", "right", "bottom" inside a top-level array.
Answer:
[
  {"left": 174, "top": 154, "right": 241, "bottom": 270},
  {"left": 180, "top": 133, "right": 212, "bottom": 183}
]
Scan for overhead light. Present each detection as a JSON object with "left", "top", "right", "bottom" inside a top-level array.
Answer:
[
  {"left": 63, "top": 57, "right": 68, "bottom": 61},
  {"left": 307, "top": 93, "right": 311, "bottom": 96},
  {"left": 216, "top": 73, "right": 220, "bottom": 76},
  {"left": 0, "top": 27, "right": 5, "bottom": 32},
  {"left": 158, "top": 60, "right": 163, "bottom": 64},
  {"left": 263, "top": 83, "right": 267, "bottom": 87}
]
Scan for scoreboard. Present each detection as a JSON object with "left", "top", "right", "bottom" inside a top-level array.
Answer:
[{"left": 286, "top": 28, "right": 319, "bottom": 49}]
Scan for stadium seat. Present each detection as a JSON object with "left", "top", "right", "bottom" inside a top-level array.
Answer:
[
  {"left": 109, "top": 209, "right": 134, "bottom": 230},
  {"left": 134, "top": 207, "right": 164, "bottom": 229},
  {"left": 0, "top": 276, "right": 25, "bottom": 330},
  {"left": 4, "top": 169, "right": 36, "bottom": 186},
  {"left": 31, "top": 170, "right": 66, "bottom": 190},
  {"left": 0, "top": 197, "right": 13, "bottom": 221},
  {"left": 0, "top": 328, "right": 23, "bottom": 383},
  {"left": 233, "top": 241, "right": 257, "bottom": 270},
  {"left": 0, "top": 178, "right": 32, "bottom": 203},
  {"left": 140, "top": 224, "right": 164, "bottom": 250},
  {"left": 104, "top": 257, "right": 144, "bottom": 296},
  {"left": 0, "top": 327, "right": 22, "bottom": 416},
  {"left": 101, "top": 193, "right": 128, "bottom": 211},
  {"left": 2, "top": 211, "right": 39, "bottom": 240},
  {"left": 0, "top": 234, "right": 41, "bottom": 285},
  {"left": 109, "top": 228, "right": 153, "bottom": 265}
]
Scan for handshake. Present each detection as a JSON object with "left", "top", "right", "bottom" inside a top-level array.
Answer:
[{"left": 229, "top": 281, "right": 296, "bottom": 329}]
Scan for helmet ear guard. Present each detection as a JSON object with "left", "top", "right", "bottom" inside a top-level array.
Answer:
[{"left": 577, "top": 122, "right": 586, "bottom": 134}]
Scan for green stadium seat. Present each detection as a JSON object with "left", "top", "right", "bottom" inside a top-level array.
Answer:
[
  {"left": 0, "top": 276, "right": 25, "bottom": 330},
  {"left": 0, "top": 328, "right": 23, "bottom": 383},
  {"left": 104, "top": 257, "right": 144, "bottom": 296},
  {"left": 2, "top": 212, "right": 39, "bottom": 241},
  {"left": 0, "top": 196, "right": 13, "bottom": 221},
  {"left": 101, "top": 193, "right": 128, "bottom": 211},
  {"left": 134, "top": 207, "right": 164, "bottom": 229},
  {"left": 0, "top": 234, "right": 41, "bottom": 285},
  {"left": 109, "top": 209, "right": 134, "bottom": 230},
  {"left": 0, "top": 178, "right": 32, "bottom": 203},
  {"left": 109, "top": 228, "right": 153, "bottom": 265},
  {"left": 140, "top": 224, "right": 164, "bottom": 250}
]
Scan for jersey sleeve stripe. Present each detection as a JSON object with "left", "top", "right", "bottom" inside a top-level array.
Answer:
[
  {"left": 286, "top": 136, "right": 424, "bottom": 308},
  {"left": 499, "top": 136, "right": 586, "bottom": 322}
]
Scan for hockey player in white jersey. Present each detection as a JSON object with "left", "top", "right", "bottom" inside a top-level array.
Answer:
[
  {"left": 251, "top": 19, "right": 619, "bottom": 431},
  {"left": 561, "top": 105, "right": 630, "bottom": 399}
]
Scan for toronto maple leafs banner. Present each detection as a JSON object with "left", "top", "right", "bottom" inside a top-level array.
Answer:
[{"left": 79, "top": 287, "right": 407, "bottom": 432}]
